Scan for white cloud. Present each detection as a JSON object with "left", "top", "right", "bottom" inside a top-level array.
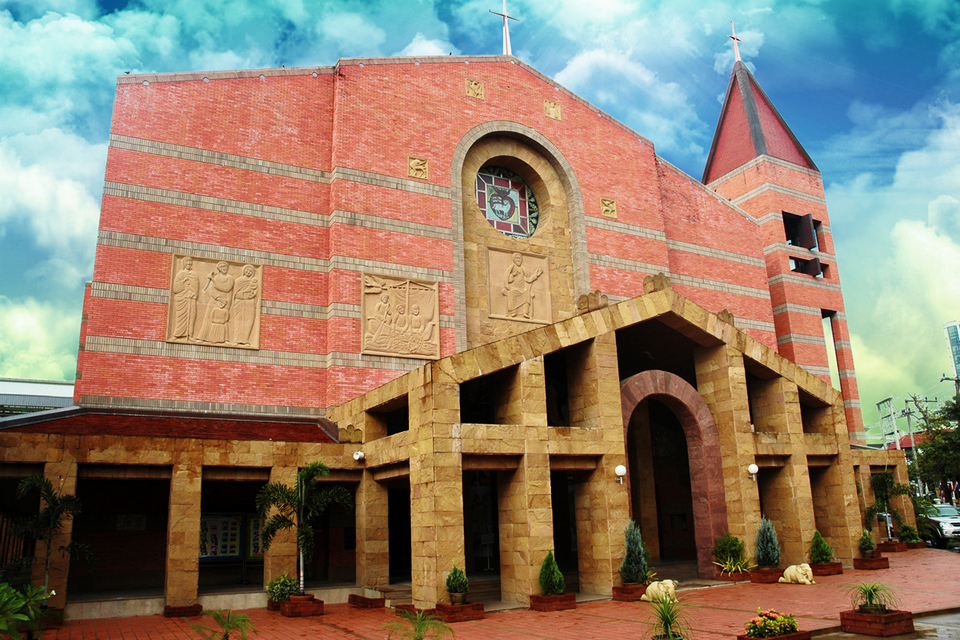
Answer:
[
  {"left": 396, "top": 32, "right": 458, "bottom": 57},
  {"left": 0, "top": 133, "right": 102, "bottom": 258},
  {"left": 316, "top": 12, "right": 386, "bottom": 57},
  {"left": 0, "top": 296, "right": 79, "bottom": 381}
]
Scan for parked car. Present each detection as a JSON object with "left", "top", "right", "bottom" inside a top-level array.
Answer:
[{"left": 925, "top": 503, "right": 960, "bottom": 548}]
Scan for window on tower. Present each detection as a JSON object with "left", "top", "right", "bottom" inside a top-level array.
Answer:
[{"left": 782, "top": 212, "right": 819, "bottom": 251}]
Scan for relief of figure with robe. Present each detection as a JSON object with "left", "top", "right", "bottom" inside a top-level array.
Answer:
[
  {"left": 197, "top": 261, "right": 235, "bottom": 344},
  {"left": 171, "top": 256, "right": 199, "bottom": 340},
  {"left": 230, "top": 264, "right": 259, "bottom": 346},
  {"left": 502, "top": 252, "right": 543, "bottom": 319}
]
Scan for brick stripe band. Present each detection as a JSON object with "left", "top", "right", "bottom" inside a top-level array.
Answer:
[{"left": 78, "top": 394, "right": 325, "bottom": 417}]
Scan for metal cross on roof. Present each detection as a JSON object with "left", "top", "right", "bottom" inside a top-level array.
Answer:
[
  {"left": 728, "top": 20, "right": 742, "bottom": 62},
  {"left": 490, "top": 0, "right": 519, "bottom": 56}
]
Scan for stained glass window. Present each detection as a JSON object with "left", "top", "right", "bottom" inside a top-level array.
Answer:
[{"left": 476, "top": 167, "right": 540, "bottom": 238}]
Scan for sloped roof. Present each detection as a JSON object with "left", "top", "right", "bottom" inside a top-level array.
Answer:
[{"left": 702, "top": 61, "right": 818, "bottom": 184}]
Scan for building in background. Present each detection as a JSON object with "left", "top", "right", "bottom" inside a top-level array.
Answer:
[
  {"left": 945, "top": 321, "right": 960, "bottom": 380},
  {"left": 0, "top": 378, "right": 74, "bottom": 417},
  {"left": 0, "top": 54, "right": 910, "bottom": 617}
]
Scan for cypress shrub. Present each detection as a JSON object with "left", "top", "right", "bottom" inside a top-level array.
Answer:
[
  {"left": 618, "top": 520, "right": 650, "bottom": 584},
  {"left": 755, "top": 518, "right": 781, "bottom": 568},
  {"left": 809, "top": 530, "right": 833, "bottom": 564},
  {"left": 539, "top": 550, "right": 565, "bottom": 595}
]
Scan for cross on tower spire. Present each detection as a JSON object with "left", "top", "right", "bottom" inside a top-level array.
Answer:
[
  {"left": 489, "top": 0, "right": 519, "bottom": 56},
  {"left": 728, "top": 20, "right": 742, "bottom": 62}
]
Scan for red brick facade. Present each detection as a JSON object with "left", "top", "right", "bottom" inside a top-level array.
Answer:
[{"left": 74, "top": 55, "right": 862, "bottom": 435}]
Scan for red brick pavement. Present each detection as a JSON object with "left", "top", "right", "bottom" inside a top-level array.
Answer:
[{"left": 43, "top": 548, "right": 960, "bottom": 639}]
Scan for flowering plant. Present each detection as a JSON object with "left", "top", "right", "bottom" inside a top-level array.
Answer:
[{"left": 744, "top": 608, "right": 799, "bottom": 638}]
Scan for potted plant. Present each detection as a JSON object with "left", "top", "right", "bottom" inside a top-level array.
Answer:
[
  {"left": 529, "top": 551, "right": 575, "bottom": 611},
  {"left": 712, "top": 533, "right": 753, "bottom": 581},
  {"left": 808, "top": 531, "right": 842, "bottom": 576},
  {"left": 445, "top": 564, "right": 469, "bottom": 605},
  {"left": 0, "top": 583, "right": 51, "bottom": 640},
  {"left": 383, "top": 609, "right": 454, "bottom": 640},
  {"left": 615, "top": 520, "right": 654, "bottom": 600},
  {"left": 265, "top": 573, "right": 298, "bottom": 611},
  {"left": 750, "top": 519, "right": 781, "bottom": 583},
  {"left": 853, "top": 529, "right": 888, "bottom": 570},
  {"left": 863, "top": 472, "right": 910, "bottom": 543},
  {"left": 191, "top": 609, "right": 257, "bottom": 640},
  {"left": 648, "top": 597, "right": 689, "bottom": 639},
  {"left": 737, "top": 608, "right": 810, "bottom": 640},
  {"left": 256, "top": 461, "right": 353, "bottom": 617},
  {"left": 839, "top": 582, "right": 914, "bottom": 636}
]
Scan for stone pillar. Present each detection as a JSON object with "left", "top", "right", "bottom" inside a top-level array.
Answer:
[
  {"left": 498, "top": 357, "right": 553, "bottom": 604},
  {"left": 627, "top": 402, "right": 659, "bottom": 561},
  {"left": 694, "top": 345, "right": 757, "bottom": 545},
  {"left": 34, "top": 451, "right": 77, "bottom": 609},
  {"left": 754, "top": 378, "right": 816, "bottom": 565},
  {"left": 164, "top": 449, "right": 201, "bottom": 612},
  {"left": 576, "top": 332, "right": 629, "bottom": 595},
  {"left": 355, "top": 472, "right": 389, "bottom": 589},
  {"left": 409, "top": 364, "right": 465, "bottom": 607},
  {"left": 262, "top": 452, "right": 298, "bottom": 585}
]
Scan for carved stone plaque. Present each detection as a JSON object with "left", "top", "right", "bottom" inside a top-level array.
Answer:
[
  {"left": 487, "top": 248, "right": 551, "bottom": 324},
  {"left": 466, "top": 79, "right": 484, "bottom": 99},
  {"left": 544, "top": 100, "right": 561, "bottom": 120},
  {"left": 408, "top": 157, "right": 428, "bottom": 179},
  {"left": 361, "top": 273, "right": 440, "bottom": 359},
  {"left": 601, "top": 198, "right": 617, "bottom": 218},
  {"left": 166, "top": 255, "right": 262, "bottom": 349}
]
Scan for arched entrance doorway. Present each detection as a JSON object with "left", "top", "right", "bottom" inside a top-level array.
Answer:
[{"left": 620, "top": 370, "right": 728, "bottom": 578}]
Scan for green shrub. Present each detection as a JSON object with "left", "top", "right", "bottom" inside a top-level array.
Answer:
[
  {"left": 618, "top": 520, "right": 650, "bottom": 585},
  {"left": 847, "top": 582, "right": 899, "bottom": 614},
  {"left": 808, "top": 530, "right": 833, "bottom": 564},
  {"left": 754, "top": 518, "right": 780, "bottom": 568},
  {"left": 859, "top": 529, "right": 876, "bottom": 555},
  {"left": 712, "top": 534, "right": 746, "bottom": 564},
  {"left": 744, "top": 608, "right": 798, "bottom": 638},
  {"left": 649, "top": 597, "right": 689, "bottom": 639},
  {"left": 538, "top": 550, "right": 565, "bottom": 596},
  {"left": 446, "top": 564, "right": 468, "bottom": 594},
  {"left": 897, "top": 524, "right": 921, "bottom": 544},
  {"left": 265, "top": 573, "right": 299, "bottom": 601}
]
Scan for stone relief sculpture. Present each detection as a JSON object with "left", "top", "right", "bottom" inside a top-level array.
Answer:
[
  {"left": 166, "top": 255, "right": 262, "bottom": 350},
  {"left": 466, "top": 79, "right": 484, "bottom": 99},
  {"left": 408, "top": 157, "right": 428, "bottom": 179},
  {"left": 487, "top": 248, "right": 551, "bottom": 324},
  {"left": 361, "top": 273, "right": 440, "bottom": 359},
  {"left": 339, "top": 424, "right": 363, "bottom": 444},
  {"left": 544, "top": 100, "right": 561, "bottom": 120},
  {"left": 601, "top": 198, "right": 617, "bottom": 218},
  {"left": 577, "top": 290, "right": 609, "bottom": 315}
]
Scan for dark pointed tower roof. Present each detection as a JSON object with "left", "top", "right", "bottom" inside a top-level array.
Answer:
[{"left": 702, "top": 61, "right": 817, "bottom": 184}]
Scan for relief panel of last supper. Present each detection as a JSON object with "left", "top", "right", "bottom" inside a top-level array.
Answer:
[
  {"left": 166, "top": 255, "right": 263, "bottom": 350},
  {"left": 361, "top": 274, "right": 440, "bottom": 359}
]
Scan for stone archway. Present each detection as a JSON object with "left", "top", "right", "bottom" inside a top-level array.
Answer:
[{"left": 620, "top": 370, "right": 727, "bottom": 579}]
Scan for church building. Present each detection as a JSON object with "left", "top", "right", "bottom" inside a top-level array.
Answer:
[{"left": 0, "top": 52, "right": 912, "bottom": 617}]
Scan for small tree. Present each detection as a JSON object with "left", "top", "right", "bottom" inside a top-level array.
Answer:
[
  {"left": 619, "top": 520, "right": 650, "bottom": 584},
  {"left": 858, "top": 528, "right": 876, "bottom": 557},
  {"left": 256, "top": 462, "right": 353, "bottom": 594},
  {"left": 15, "top": 473, "right": 91, "bottom": 593},
  {"left": 754, "top": 518, "right": 780, "bottom": 568},
  {"left": 864, "top": 471, "right": 910, "bottom": 533},
  {"left": 446, "top": 564, "right": 468, "bottom": 595},
  {"left": 809, "top": 530, "right": 833, "bottom": 564},
  {"left": 538, "top": 550, "right": 565, "bottom": 595}
]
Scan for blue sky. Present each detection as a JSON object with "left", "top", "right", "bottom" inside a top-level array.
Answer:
[{"left": 1, "top": 0, "right": 959, "bottom": 435}]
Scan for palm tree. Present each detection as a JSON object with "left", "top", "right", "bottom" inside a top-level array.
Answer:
[
  {"left": 255, "top": 462, "right": 353, "bottom": 594},
  {"left": 191, "top": 609, "right": 257, "bottom": 640},
  {"left": 15, "top": 473, "right": 91, "bottom": 592},
  {"left": 383, "top": 609, "right": 455, "bottom": 640}
]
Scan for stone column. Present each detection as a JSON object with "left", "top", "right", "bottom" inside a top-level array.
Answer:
[
  {"left": 354, "top": 471, "right": 389, "bottom": 589},
  {"left": 262, "top": 450, "right": 298, "bottom": 586},
  {"left": 409, "top": 364, "right": 464, "bottom": 607},
  {"left": 164, "top": 449, "right": 201, "bottom": 613},
  {"left": 754, "top": 378, "right": 816, "bottom": 565},
  {"left": 575, "top": 332, "right": 629, "bottom": 595},
  {"left": 694, "top": 345, "right": 757, "bottom": 545},
  {"left": 497, "top": 357, "right": 553, "bottom": 604},
  {"left": 35, "top": 449, "right": 77, "bottom": 610}
]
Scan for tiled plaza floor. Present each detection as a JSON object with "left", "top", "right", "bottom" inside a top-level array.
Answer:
[{"left": 44, "top": 548, "right": 960, "bottom": 639}]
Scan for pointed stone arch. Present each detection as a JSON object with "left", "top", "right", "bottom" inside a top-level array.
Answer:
[{"left": 620, "top": 370, "right": 728, "bottom": 578}]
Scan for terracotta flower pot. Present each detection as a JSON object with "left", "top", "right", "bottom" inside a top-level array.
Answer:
[
  {"left": 749, "top": 567, "right": 781, "bottom": 583},
  {"left": 853, "top": 556, "right": 889, "bottom": 570},
  {"left": 840, "top": 609, "right": 914, "bottom": 636},
  {"left": 809, "top": 562, "right": 843, "bottom": 576},
  {"left": 529, "top": 593, "right": 576, "bottom": 612},
  {"left": 449, "top": 592, "right": 467, "bottom": 605},
  {"left": 612, "top": 583, "right": 647, "bottom": 601}
]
